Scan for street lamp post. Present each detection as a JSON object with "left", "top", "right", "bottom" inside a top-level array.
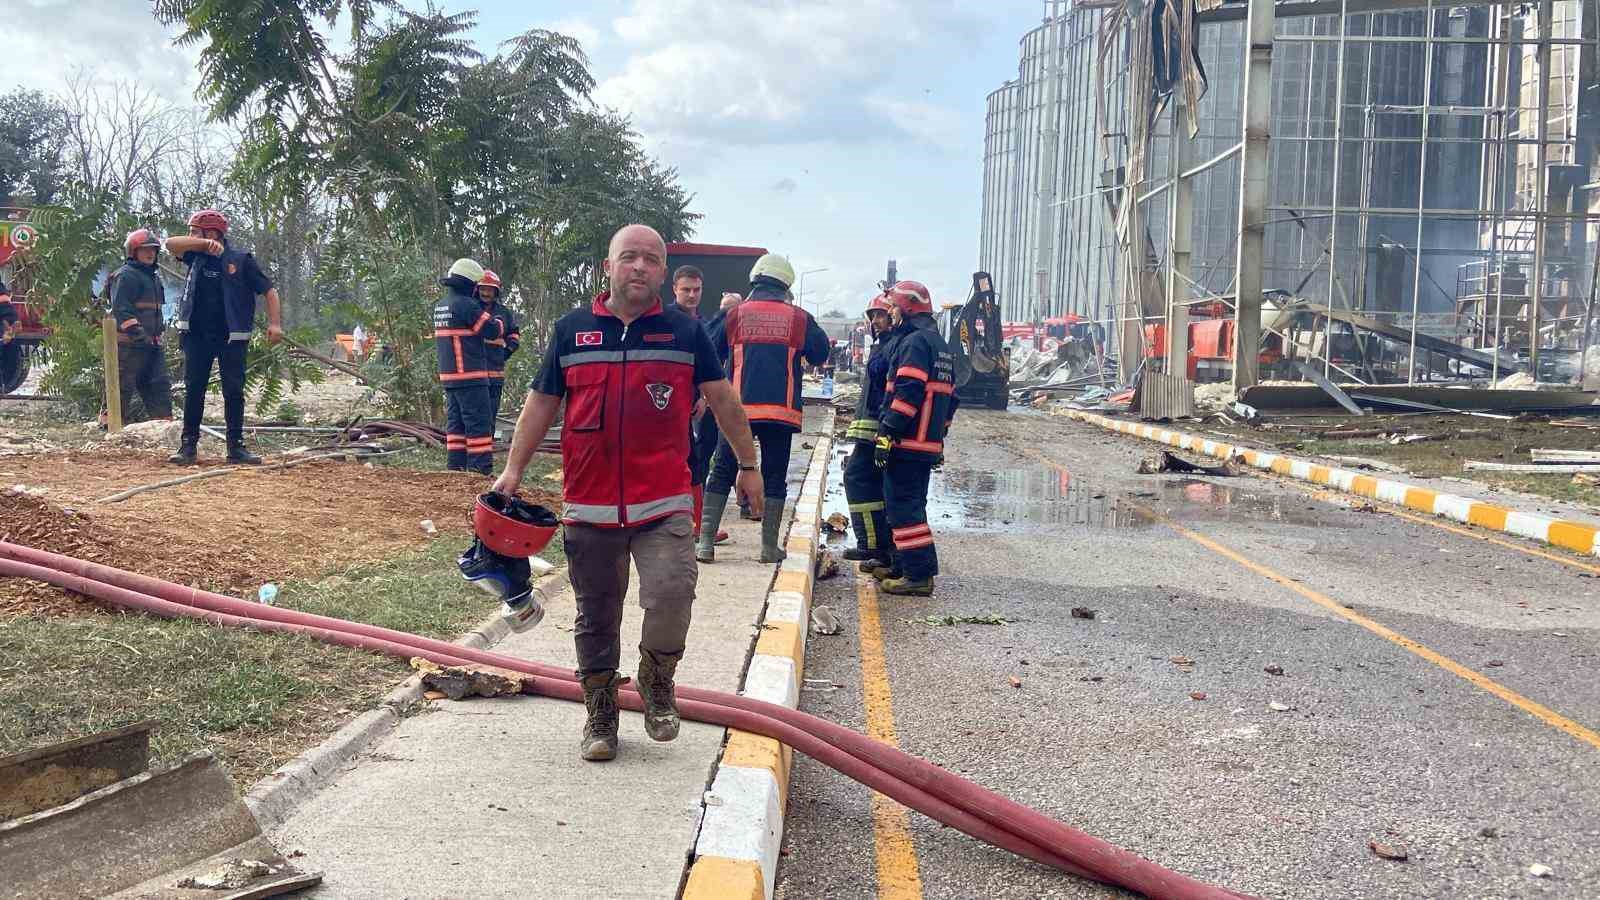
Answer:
[{"left": 796, "top": 267, "right": 829, "bottom": 313}]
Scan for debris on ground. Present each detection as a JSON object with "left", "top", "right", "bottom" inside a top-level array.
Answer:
[
  {"left": 1264, "top": 664, "right": 1285, "bottom": 676},
  {"left": 1170, "top": 655, "right": 1196, "bottom": 668},
  {"left": 912, "top": 614, "right": 1009, "bottom": 626},
  {"left": 814, "top": 550, "right": 840, "bottom": 580},
  {"left": 1136, "top": 451, "right": 1237, "bottom": 477},
  {"left": 1368, "top": 841, "right": 1409, "bottom": 862},
  {"left": 177, "top": 858, "right": 279, "bottom": 890},
  {"left": 1528, "top": 863, "right": 1554, "bottom": 878},
  {"left": 1478, "top": 826, "right": 1499, "bottom": 838},
  {"left": 1189, "top": 691, "right": 1208, "bottom": 701},
  {"left": 822, "top": 512, "right": 849, "bottom": 534},
  {"left": 1070, "top": 606, "right": 1097, "bottom": 620},
  {"left": 1008, "top": 675, "right": 1023, "bottom": 689},
  {"left": 810, "top": 605, "right": 842, "bottom": 635},
  {"left": 1268, "top": 701, "right": 1294, "bottom": 712},
  {"left": 411, "top": 658, "right": 531, "bottom": 700}
]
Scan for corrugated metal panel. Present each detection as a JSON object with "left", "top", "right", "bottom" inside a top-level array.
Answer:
[{"left": 1139, "top": 370, "right": 1197, "bottom": 421}]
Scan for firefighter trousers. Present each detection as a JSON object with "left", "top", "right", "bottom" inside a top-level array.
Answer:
[
  {"left": 564, "top": 515, "right": 698, "bottom": 675},
  {"left": 843, "top": 439, "right": 888, "bottom": 559},
  {"left": 118, "top": 342, "right": 173, "bottom": 422},
  {"left": 180, "top": 334, "right": 245, "bottom": 444},
  {"left": 444, "top": 383, "right": 494, "bottom": 474},
  {"left": 884, "top": 456, "right": 938, "bottom": 579},
  {"left": 487, "top": 380, "right": 505, "bottom": 421},
  {"left": 706, "top": 420, "right": 791, "bottom": 501}
]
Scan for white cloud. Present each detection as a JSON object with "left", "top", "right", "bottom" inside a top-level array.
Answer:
[
  {"left": 862, "top": 96, "right": 965, "bottom": 152},
  {"left": 6, "top": 1, "right": 199, "bottom": 102},
  {"left": 593, "top": 0, "right": 980, "bottom": 148},
  {"left": 550, "top": 18, "right": 604, "bottom": 54}
]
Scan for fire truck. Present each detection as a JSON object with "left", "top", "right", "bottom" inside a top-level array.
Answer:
[{"left": 0, "top": 210, "right": 47, "bottom": 395}]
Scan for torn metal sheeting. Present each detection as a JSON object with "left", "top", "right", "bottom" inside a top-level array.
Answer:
[
  {"left": 1530, "top": 449, "right": 1600, "bottom": 465},
  {"left": 1293, "top": 361, "right": 1366, "bottom": 416},
  {"left": 1463, "top": 461, "right": 1600, "bottom": 474},
  {"left": 1237, "top": 383, "right": 1598, "bottom": 414}
]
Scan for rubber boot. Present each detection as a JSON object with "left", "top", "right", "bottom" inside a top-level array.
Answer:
[
  {"left": 579, "top": 671, "right": 621, "bottom": 761},
  {"left": 697, "top": 492, "right": 729, "bottom": 563},
  {"left": 759, "top": 499, "right": 787, "bottom": 563},
  {"left": 858, "top": 557, "right": 893, "bottom": 576},
  {"left": 227, "top": 440, "right": 263, "bottom": 465},
  {"left": 843, "top": 547, "right": 874, "bottom": 561},
  {"left": 636, "top": 649, "right": 682, "bottom": 742},
  {"left": 879, "top": 575, "right": 935, "bottom": 597},
  {"left": 168, "top": 437, "right": 198, "bottom": 465}
]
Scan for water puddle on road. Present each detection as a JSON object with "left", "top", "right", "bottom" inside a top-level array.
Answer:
[{"left": 822, "top": 449, "right": 1341, "bottom": 536}]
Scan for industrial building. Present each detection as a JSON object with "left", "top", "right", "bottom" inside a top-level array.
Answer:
[{"left": 981, "top": 0, "right": 1600, "bottom": 386}]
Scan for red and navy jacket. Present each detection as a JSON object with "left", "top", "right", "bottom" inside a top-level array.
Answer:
[
  {"left": 109, "top": 260, "right": 166, "bottom": 347},
  {"left": 534, "top": 293, "right": 726, "bottom": 527},
  {"left": 710, "top": 285, "right": 830, "bottom": 431},
  {"left": 482, "top": 298, "right": 521, "bottom": 383},
  {"left": 845, "top": 330, "right": 898, "bottom": 443},
  {"left": 879, "top": 314, "right": 959, "bottom": 462},
  {"left": 433, "top": 286, "right": 504, "bottom": 387}
]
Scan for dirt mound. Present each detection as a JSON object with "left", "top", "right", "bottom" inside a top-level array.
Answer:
[{"left": 0, "top": 450, "right": 557, "bottom": 620}]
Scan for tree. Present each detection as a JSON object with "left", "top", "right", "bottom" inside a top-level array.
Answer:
[{"left": 0, "top": 89, "right": 66, "bottom": 205}]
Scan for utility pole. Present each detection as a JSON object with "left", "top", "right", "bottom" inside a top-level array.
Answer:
[
  {"left": 1032, "top": 0, "right": 1065, "bottom": 343},
  {"left": 1232, "top": 0, "right": 1275, "bottom": 392}
]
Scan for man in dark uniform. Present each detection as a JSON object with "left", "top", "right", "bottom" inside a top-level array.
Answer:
[
  {"left": 108, "top": 228, "right": 173, "bottom": 422},
  {"left": 165, "top": 209, "right": 282, "bottom": 465},
  {"left": 434, "top": 257, "right": 503, "bottom": 474},
  {"left": 842, "top": 291, "right": 896, "bottom": 568},
  {"left": 0, "top": 275, "right": 16, "bottom": 388},
  {"left": 477, "top": 268, "right": 519, "bottom": 418},
  {"left": 670, "top": 264, "right": 728, "bottom": 547},
  {"left": 868, "top": 280, "right": 959, "bottom": 597}
]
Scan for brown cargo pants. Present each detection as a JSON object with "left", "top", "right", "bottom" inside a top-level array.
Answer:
[{"left": 564, "top": 514, "right": 698, "bottom": 676}]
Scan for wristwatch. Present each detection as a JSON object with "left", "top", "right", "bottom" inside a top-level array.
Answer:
[{"left": 738, "top": 462, "right": 757, "bottom": 471}]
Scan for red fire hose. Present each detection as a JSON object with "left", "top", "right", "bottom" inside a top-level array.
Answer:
[{"left": 0, "top": 542, "right": 1254, "bottom": 900}]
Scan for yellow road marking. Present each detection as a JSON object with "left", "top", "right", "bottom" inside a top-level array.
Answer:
[
  {"left": 856, "top": 576, "right": 925, "bottom": 899},
  {"left": 1024, "top": 449, "right": 1600, "bottom": 752}
]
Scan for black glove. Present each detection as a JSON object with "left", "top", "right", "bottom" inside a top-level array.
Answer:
[{"left": 874, "top": 435, "right": 892, "bottom": 468}]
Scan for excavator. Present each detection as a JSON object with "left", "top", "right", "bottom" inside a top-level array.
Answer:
[{"left": 940, "top": 271, "right": 1009, "bottom": 410}]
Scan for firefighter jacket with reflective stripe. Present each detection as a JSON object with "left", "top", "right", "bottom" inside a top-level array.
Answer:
[
  {"left": 879, "top": 315, "right": 959, "bottom": 462},
  {"left": 482, "top": 298, "right": 520, "bottom": 381},
  {"left": 433, "top": 287, "right": 504, "bottom": 387},
  {"left": 711, "top": 287, "right": 830, "bottom": 431},
  {"left": 110, "top": 261, "right": 166, "bottom": 347},
  {"left": 0, "top": 276, "right": 18, "bottom": 330},
  {"left": 846, "top": 330, "right": 898, "bottom": 443},
  {"left": 533, "top": 293, "right": 725, "bottom": 528},
  {"left": 174, "top": 244, "right": 273, "bottom": 342}
]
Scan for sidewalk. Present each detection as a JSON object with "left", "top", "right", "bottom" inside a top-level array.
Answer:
[{"left": 270, "top": 411, "right": 830, "bottom": 899}]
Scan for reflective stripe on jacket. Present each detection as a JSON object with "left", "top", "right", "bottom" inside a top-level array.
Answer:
[
  {"left": 879, "top": 315, "right": 959, "bottom": 461},
  {"left": 714, "top": 289, "right": 829, "bottom": 431},
  {"left": 434, "top": 288, "right": 504, "bottom": 386}
]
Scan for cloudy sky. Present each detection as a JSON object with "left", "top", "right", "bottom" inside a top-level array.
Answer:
[{"left": 8, "top": 0, "right": 1045, "bottom": 315}]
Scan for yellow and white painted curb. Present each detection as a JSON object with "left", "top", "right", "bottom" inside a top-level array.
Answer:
[
  {"left": 683, "top": 434, "right": 832, "bottom": 900},
  {"left": 1066, "top": 410, "right": 1600, "bottom": 557}
]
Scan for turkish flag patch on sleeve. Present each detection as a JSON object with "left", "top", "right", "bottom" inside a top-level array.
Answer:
[{"left": 576, "top": 331, "right": 603, "bottom": 346}]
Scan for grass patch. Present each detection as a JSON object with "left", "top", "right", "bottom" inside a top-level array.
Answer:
[{"left": 0, "top": 534, "right": 564, "bottom": 787}]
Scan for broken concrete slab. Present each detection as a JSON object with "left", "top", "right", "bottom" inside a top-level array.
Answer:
[{"left": 0, "top": 721, "right": 154, "bottom": 821}]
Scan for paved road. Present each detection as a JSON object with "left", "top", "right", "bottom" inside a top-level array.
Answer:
[{"left": 775, "top": 409, "right": 1600, "bottom": 899}]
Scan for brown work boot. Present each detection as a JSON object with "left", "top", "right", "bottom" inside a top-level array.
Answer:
[
  {"left": 636, "top": 649, "right": 682, "bottom": 742},
  {"left": 579, "top": 671, "right": 622, "bottom": 762}
]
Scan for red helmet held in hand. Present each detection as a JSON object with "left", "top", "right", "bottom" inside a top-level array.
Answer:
[
  {"left": 473, "top": 492, "right": 557, "bottom": 559},
  {"left": 124, "top": 228, "right": 160, "bottom": 258},
  {"left": 888, "top": 280, "right": 933, "bottom": 316},
  {"left": 187, "top": 208, "right": 230, "bottom": 234}
]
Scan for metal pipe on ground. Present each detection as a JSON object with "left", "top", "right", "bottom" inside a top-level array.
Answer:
[{"left": 0, "top": 542, "right": 1253, "bottom": 900}]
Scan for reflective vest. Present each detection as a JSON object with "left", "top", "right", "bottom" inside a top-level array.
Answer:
[
  {"left": 879, "top": 316, "right": 959, "bottom": 462},
  {"left": 549, "top": 294, "right": 706, "bottom": 527},
  {"left": 433, "top": 288, "right": 503, "bottom": 387},
  {"left": 719, "top": 296, "right": 829, "bottom": 431},
  {"left": 846, "top": 331, "right": 898, "bottom": 443}
]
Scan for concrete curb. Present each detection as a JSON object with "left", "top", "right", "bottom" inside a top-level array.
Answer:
[
  {"left": 1066, "top": 410, "right": 1600, "bottom": 557},
  {"left": 682, "top": 432, "right": 833, "bottom": 900},
  {"left": 244, "top": 570, "right": 572, "bottom": 831}
]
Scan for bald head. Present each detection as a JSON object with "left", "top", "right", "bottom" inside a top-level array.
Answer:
[{"left": 603, "top": 223, "right": 668, "bottom": 312}]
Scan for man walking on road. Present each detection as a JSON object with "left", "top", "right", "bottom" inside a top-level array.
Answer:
[
  {"left": 868, "top": 280, "right": 958, "bottom": 597},
  {"left": 698, "top": 254, "right": 831, "bottom": 564},
  {"left": 843, "top": 292, "right": 896, "bottom": 567},
  {"left": 165, "top": 209, "right": 283, "bottom": 465},
  {"left": 492, "top": 224, "right": 764, "bottom": 763},
  {"left": 671, "top": 264, "right": 728, "bottom": 547},
  {"left": 108, "top": 229, "right": 173, "bottom": 423},
  {"left": 434, "top": 258, "right": 503, "bottom": 474}
]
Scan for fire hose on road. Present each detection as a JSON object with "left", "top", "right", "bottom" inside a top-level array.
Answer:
[{"left": 0, "top": 541, "right": 1255, "bottom": 900}]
